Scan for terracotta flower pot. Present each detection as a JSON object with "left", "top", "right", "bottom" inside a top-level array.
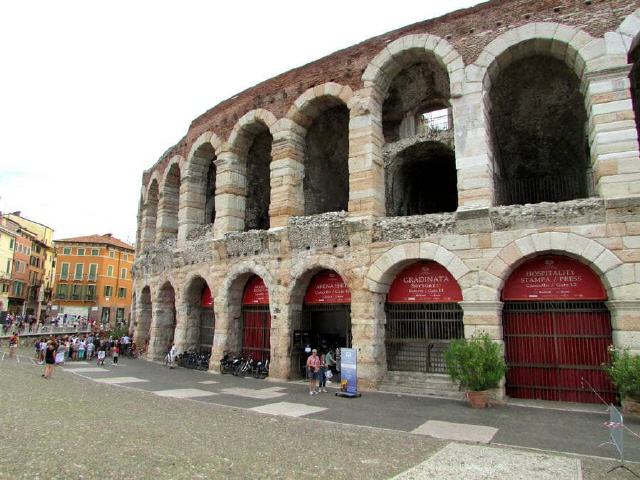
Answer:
[{"left": 467, "top": 390, "right": 490, "bottom": 408}]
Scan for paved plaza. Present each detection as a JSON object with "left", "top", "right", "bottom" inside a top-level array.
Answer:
[{"left": 1, "top": 348, "right": 639, "bottom": 479}]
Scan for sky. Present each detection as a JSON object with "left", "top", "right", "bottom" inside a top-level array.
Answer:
[{"left": 0, "top": 0, "right": 480, "bottom": 245}]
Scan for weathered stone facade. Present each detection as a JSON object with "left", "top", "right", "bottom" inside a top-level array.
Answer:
[{"left": 133, "top": 0, "right": 640, "bottom": 400}]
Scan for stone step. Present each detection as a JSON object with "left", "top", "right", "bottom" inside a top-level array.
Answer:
[{"left": 377, "top": 371, "right": 463, "bottom": 398}]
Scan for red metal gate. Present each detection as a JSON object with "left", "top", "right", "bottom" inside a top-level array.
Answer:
[
  {"left": 503, "top": 301, "right": 615, "bottom": 403},
  {"left": 241, "top": 276, "right": 271, "bottom": 362},
  {"left": 502, "top": 255, "right": 614, "bottom": 404}
]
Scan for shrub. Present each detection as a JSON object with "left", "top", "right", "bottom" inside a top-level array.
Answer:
[
  {"left": 605, "top": 347, "right": 640, "bottom": 401},
  {"left": 444, "top": 332, "right": 506, "bottom": 392}
]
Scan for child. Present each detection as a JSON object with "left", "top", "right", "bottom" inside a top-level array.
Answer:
[
  {"left": 97, "top": 344, "right": 106, "bottom": 366},
  {"left": 112, "top": 344, "right": 119, "bottom": 366},
  {"left": 86, "top": 340, "right": 94, "bottom": 361},
  {"left": 78, "top": 340, "right": 85, "bottom": 361}
]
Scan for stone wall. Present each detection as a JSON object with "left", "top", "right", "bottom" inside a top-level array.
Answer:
[{"left": 133, "top": 2, "right": 640, "bottom": 396}]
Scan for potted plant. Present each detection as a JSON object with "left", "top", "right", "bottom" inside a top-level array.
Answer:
[
  {"left": 605, "top": 347, "right": 640, "bottom": 417},
  {"left": 444, "top": 332, "right": 506, "bottom": 408}
]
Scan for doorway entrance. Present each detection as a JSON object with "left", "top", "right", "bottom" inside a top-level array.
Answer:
[{"left": 241, "top": 276, "right": 271, "bottom": 363}]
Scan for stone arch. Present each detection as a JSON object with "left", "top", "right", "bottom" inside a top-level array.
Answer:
[
  {"left": 482, "top": 232, "right": 624, "bottom": 302},
  {"left": 181, "top": 132, "right": 223, "bottom": 238},
  {"left": 361, "top": 33, "right": 464, "bottom": 99},
  {"left": 616, "top": 8, "right": 640, "bottom": 55},
  {"left": 133, "top": 285, "right": 152, "bottom": 349},
  {"left": 226, "top": 109, "right": 277, "bottom": 231},
  {"left": 149, "top": 280, "right": 177, "bottom": 360},
  {"left": 286, "top": 83, "right": 353, "bottom": 216},
  {"left": 156, "top": 155, "right": 184, "bottom": 243},
  {"left": 178, "top": 272, "right": 214, "bottom": 353},
  {"left": 366, "top": 241, "right": 470, "bottom": 295},
  {"left": 287, "top": 255, "right": 355, "bottom": 309},
  {"left": 140, "top": 175, "right": 160, "bottom": 250}
]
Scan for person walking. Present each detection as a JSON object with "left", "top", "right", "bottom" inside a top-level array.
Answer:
[
  {"left": 168, "top": 344, "right": 177, "bottom": 369},
  {"left": 42, "top": 340, "right": 57, "bottom": 379},
  {"left": 306, "top": 349, "right": 321, "bottom": 395},
  {"left": 8, "top": 333, "right": 18, "bottom": 359},
  {"left": 318, "top": 352, "right": 328, "bottom": 393},
  {"left": 112, "top": 343, "right": 119, "bottom": 366}
]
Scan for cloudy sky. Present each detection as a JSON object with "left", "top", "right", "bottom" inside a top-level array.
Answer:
[{"left": 0, "top": 0, "right": 479, "bottom": 244}]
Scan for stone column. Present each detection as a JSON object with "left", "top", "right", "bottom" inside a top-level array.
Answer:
[
  {"left": 213, "top": 152, "right": 245, "bottom": 237},
  {"left": 350, "top": 289, "right": 386, "bottom": 389},
  {"left": 269, "top": 121, "right": 305, "bottom": 227},
  {"left": 606, "top": 300, "right": 640, "bottom": 356},
  {"left": 268, "top": 297, "right": 297, "bottom": 381},
  {"left": 177, "top": 172, "right": 207, "bottom": 246},
  {"left": 172, "top": 302, "right": 188, "bottom": 355},
  {"left": 209, "top": 300, "right": 241, "bottom": 372},
  {"left": 156, "top": 191, "right": 179, "bottom": 243},
  {"left": 139, "top": 203, "right": 157, "bottom": 251},
  {"left": 585, "top": 65, "right": 640, "bottom": 198},
  {"left": 348, "top": 88, "right": 386, "bottom": 217},
  {"left": 459, "top": 300, "right": 506, "bottom": 402},
  {"left": 132, "top": 299, "right": 151, "bottom": 347},
  {"left": 451, "top": 85, "right": 495, "bottom": 208}
]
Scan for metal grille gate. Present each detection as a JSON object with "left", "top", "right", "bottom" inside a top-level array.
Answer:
[
  {"left": 503, "top": 301, "right": 616, "bottom": 404},
  {"left": 199, "top": 309, "right": 215, "bottom": 352},
  {"left": 241, "top": 305, "right": 271, "bottom": 363},
  {"left": 385, "top": 303, "right": 463, "bottom": 373},
  {"left": 301, "top": 303, "right": 352, "bottom": 347}
]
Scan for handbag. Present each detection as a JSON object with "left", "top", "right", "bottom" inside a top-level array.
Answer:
[{"left": 325, "top": 369, "right": 333, "bottom": 379}]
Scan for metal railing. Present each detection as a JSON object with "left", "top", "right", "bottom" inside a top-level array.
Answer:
[
  {"left": 0, "top": 324, "right": 91, "bottom": 338},
  {"left": 385, "top": 303, "right": 463, "bottom": 374},
  {"left": 498, "top": 173, "right": 592, "bottom": 206}
]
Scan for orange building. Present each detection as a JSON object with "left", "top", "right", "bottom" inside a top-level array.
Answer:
[{"left": 52, "top": 234, "right": 135, "bottom": 326}]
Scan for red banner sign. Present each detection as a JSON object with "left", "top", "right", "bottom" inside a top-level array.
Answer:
[
  {"left": 387, "top": 261, "right": 462, "bottom": 303},
  {"left": 502, "top": 255, "right": 606, "bottom": 301},
  {"left": 200, "top": 286, "right": 213, "bottom": 307},
  {"left": 242, "top": 276, "right": 270, "bottom": 305},
  {"left": 304, "top": 270, "right": 351, "bottom": 304}
]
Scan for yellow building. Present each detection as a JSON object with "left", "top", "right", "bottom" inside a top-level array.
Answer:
[
  {"left": 4, "top": 212, "right": 55, "bottom": 319},
  {"left": 0, "top": 224, "right": 16, "bottom": 317},
  {"left": 52, "top": 234, "right": 135, "bottom": 326}
]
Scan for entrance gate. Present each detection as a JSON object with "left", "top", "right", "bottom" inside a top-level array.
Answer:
[
  {"left": 385, "top": 261, "right": 463, "bottom": 373},
  {"left": 301, "top": 270, "right": 351, "bottom": 349},
  {"left": 199, "top": 286, "right": 215, "bottom": 352},
  {"left": 241, "top": 276, "right": 271, "bottom": 363},
  {"left": 502, "top": 255, "right": 615, "bottom": 403}
]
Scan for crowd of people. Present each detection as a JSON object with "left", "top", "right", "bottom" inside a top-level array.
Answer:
[{"left": 2, "top": 313, "right": 96, "bottom": 336}]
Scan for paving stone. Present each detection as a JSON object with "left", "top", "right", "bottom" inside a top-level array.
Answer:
[
  {"left": 411, "top": 420, "right": 498, "bottom": 443},
  {"left": 249, "top": 401, "right": 327, "bottom": 417},
  {"left": 393, "top": 442, "right": 581, "bottom": 479},
  {"left": 221, "top": 386, "right": 287, "bottom": 399},
  {"left": 152, "top": 388, "right": 218, "bottom": 399},
  {"left": 62, "top": 367, "right": 110, "bottom": 373},
  {"left": 93, "top": 377, "right": 150, "bottom": 384},
  {"left": 197, "top": 380, "right": 218, "bottom": 385}
]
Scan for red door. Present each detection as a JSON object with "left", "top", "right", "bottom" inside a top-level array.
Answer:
[
  {"left": 241, "top": 276, "right": 271, "bottom": 362},
  {"left": 502, "top": 256, "right": 615, "bottom": 404}
]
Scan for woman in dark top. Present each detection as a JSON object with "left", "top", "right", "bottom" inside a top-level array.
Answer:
[{"left": 43, "top": 340, "right": 57, "bottom": 379}]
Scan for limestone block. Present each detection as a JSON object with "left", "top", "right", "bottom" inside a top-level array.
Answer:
[
  {"left": 419, "top": 241, "right": 439, "bottom": 260},
  {"left": 515, "top": 235, "right": 536, "bottom": 257},
  {"left": 612, "top": 283, "right": 640, "bottom": 301},
  {"left": 606, "top": 264, "right": 636, "bottom": 288},
  {"left": 464, "top": 325, "right": 502, "bottom": 341},
  {"left": 612, "top": 330, "right": 640, "bottom": 350},
  {"left": 440, "top": 235, "right": 471, "bottom": 251},
  {"left": 478, "top": 271, "right": 501, "bottom": 290},
  {"left": 486, "top": 256, "right": 508, "bottom": 279},
  {"left": 594, "top": 249, "right": 623, "bottom": 273},
  {"left": 535, "top": 22, "right": 559, "bottom": 40},
  {"left": 618, "top": 13, "right": 640, "bottom": 40},
  {"left": 434, "top": 246, "right": 455, "bottom": 268},
  {"left": 447, "top": 256, "right": 470, "bottom": 280},
  {"left": 530, "top": 233, "right": 551, "bottom": 253},
  {"left": 549, "top": 232, "right": 569, "bottom": 252}
]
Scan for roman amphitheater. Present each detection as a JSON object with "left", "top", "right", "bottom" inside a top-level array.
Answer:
[{"left": 133, "top": 0, "right": 640, "bottom": 403}]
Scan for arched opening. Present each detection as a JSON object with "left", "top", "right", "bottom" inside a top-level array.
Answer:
[
  {"left": 134, "top": 286, "right": 152, "bottom": 351},
  {"left": 297, "top": 270, "right": 352, "bottom": 377},
  {"left": 630, "top": 42, "right": 640, "bottom": 142},
  {"left": 502, "top": 255, "right": 614, "bottom": 403},
  {"left": 385, "top": 261, "right": 463, "bottom": 373},
  {"left": 243, "top": 126, "right": 272, "bottom": 231},
  {"left": 381, "top": 59, "right": 456, "bottom": 216},
  {"left": 157, "top": 163, "right": 181, "bottom": 242},
  {"left": 490, "top": 54, "right": 589, "bottom": 205},
  {"left": 142, "top": 180, "right": 159, "bottom": 249},
  {"left": 386, "top": 142, "right": 457, "bottom": 215},
  {"left": 241, "top": 275, "right": 271, "bottom": 362},
  {"left": 152, "top": 282, "right": 176, "bottom": 360},
  {"left": 304, "top": 105, "right": 349, "bottom": 215},
  {"left": 192, "top": 143, "right": 217, "bottom": 225},
  {"left": 183, "top": 277, "right": 215, "bottom": 353}
]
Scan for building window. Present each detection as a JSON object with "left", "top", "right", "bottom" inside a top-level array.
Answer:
[
  {"left": 104, "top": 285, "right": 113, "bottom": 297},
  {"left": 1, "top": 284, "right": 8, "bottom": 293},
  {"left": 71, "top": 284, "right": 82, "bottom": 300},
  {"left": 60, "top": 263, "right": 69, "bottom": 280},
  {"left": 91, "top": 248, "right": 99, "bottom": 256},
  {"left": 74, "top": 263, "right": 84, "bottom": 280},
  {"left": 88, "top": 263, "right": 98, "bottom": 281},
  {"left": 116, "top": 308, "right": 125, "bottom": 321},
  {"left": 9, "top": 238, "right": 14, "bottom": 250},
  {"left": 120, "top": 268, "right": 127, "bottom": 279},
  {"left": 5, "top": 259, "right": 10, "bottom": 274},
  {"left": 13, "top": 281, "right": 23, "bottom": 296},
  {"left": 118, "top": 287, "right": 126, "bottom": 298},
  {"left": 56, "top": 284, "right": 68, "bottom": 299},
  {"left": 107, "top": 265, "right": 114, "bottom": 277},
  {"left": 101, "top": 307, "right": 110, "bottom": 324},
  {"left": 63, "top": 247, "right": 71, "bottom": 255},
  {"left": 86, "top": 284, "right": 96, "bottom": 301},
  {"left": 109, "top": 250, "right": 115, "bottom": 258}
]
